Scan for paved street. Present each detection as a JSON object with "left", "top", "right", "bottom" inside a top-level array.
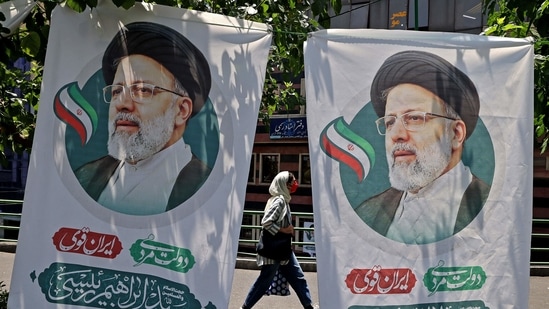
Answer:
[{"left": 0, "top": 249, "right": 547, "bottom": 308}]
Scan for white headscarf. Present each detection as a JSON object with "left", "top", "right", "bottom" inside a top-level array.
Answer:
[{"left": 269, "top": 171, "right": 292, "bottom": 203}]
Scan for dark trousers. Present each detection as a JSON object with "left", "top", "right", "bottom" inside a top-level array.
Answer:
[{"left": 243, "top": 252, "right": 312, "bottom": 308}]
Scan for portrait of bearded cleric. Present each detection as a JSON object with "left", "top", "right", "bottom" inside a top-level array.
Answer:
[
  {"left": 354, "top": 50, "right": 492, "bottom": 244},
  {"left": 74, "top": 22, "right": 214, "bottom": 216}
]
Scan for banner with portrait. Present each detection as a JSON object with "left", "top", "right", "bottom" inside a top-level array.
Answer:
[
  {"left": 304, "top": 29, "right": 533, "bottom": 308},
  {"left": 9, "top": 2, "right": 271, "bottom": 308}
]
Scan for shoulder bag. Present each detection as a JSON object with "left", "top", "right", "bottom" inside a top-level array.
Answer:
[
  {"left": 256, "top": 229, "right": 292, "bottom": 260},
  {"left": 256, "top": 196, "right": 293, "bottom": 260}
]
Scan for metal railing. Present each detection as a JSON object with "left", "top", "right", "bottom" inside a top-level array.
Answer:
[
  {"left": 237, "top": 211, "right": 549, "bottom": 267},
  {"left": 1, "top": 203, "right": 548, "bottom": 267},
  {"left": 0, "top": 199, "right": 22, "bottom": 243},
  {"left": 531, "top": 218, "right": 549, "bottom": 266},
  {"left": 238, "top": 210, "right": 316, "bottom": 263}
]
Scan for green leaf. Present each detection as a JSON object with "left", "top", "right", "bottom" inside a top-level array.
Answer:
[
  {"left": 21, "top": 32, "right": 41, "bottom": 58},
  {"left": 483, "top": 25, "right": 497, "bottom": 35},
  {"left": 112, "top": 0, "right": 135, "bottom": 9},
  {"left": 65, "top": 0, "right": 88, "bottom": 13},
  {"left": 331, "top": 0, "right": 342, "bottom": 14},
  {"left": 310, "top": 0, "right": 324, "bottom": 16},
  {"left": 502, "top": 24, "right": 524, "bottom": 31}
]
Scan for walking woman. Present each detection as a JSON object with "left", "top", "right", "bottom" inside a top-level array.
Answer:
[{"left": 240, "top": 171, "right": 315, "bottom": 309}]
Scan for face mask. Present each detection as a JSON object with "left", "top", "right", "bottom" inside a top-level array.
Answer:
[{"left": 290, "top": 182, "right": 299, "bottom": 193}]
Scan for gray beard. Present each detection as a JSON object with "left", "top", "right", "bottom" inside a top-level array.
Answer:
[
  {"left": 107, "top": 106, "right": 176, "bottom": 163},
  {"left": 387, "top": 131, "right": 453, "bottom": 193}
]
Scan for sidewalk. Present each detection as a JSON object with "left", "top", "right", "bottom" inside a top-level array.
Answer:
[{"left": 0, "top": 246, "right": 547, "bottom": 308}]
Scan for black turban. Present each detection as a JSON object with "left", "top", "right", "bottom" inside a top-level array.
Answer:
[
  {"left": 370, "top": 50, "right": 480, "bottom": 139},
  {"left": 102, "top": 22, "right": 211, "bottom": 116}
]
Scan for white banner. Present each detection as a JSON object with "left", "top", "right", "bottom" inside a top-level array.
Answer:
[
  {"left": 0, "top": 0, "right": 36, "bottom": 36},
  {"left": 9, "top": 2, "right": 271, "bottom": 308},
  {"left": 305, "top": 29, "right": 533, "bottom": 308}
]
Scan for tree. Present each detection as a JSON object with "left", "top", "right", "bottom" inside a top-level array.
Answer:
[
  {"left": 0, "top": 0, "right": 54, "bottom": 166},
  {"left": 484, "top": 0, "right": 549, "bottom": 152},
  {"left": 0, "top": 0, "right": 341, "bottom": 166}
]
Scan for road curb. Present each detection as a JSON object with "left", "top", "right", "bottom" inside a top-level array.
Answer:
[
  {"left": 0, "top": 242, "right": 16, "bottom": 253},
  {"left": 530, "top": 267, "right": 549, "bottom": 276}
]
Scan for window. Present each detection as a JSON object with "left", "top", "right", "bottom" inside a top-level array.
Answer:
[
  {"left": 260, "top": 154, "right": 280, "bottom": 184},
  {"left": 299, "top": 154, "right": 311, "bottom": 186},
  {"left": 248, "top": 153, "right": 256, "bottom": 184}
]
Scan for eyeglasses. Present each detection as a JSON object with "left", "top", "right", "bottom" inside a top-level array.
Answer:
[
  {"left": 375, "top": 111, "right": 458, "bottom": 135},
  {"left": 103, "top": 83, "right": 187, "bottom": 104}
]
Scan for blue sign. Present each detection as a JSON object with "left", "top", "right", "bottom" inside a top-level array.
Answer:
[{"left": 270, "top": 116, "right": 308, "bottom": 139}]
